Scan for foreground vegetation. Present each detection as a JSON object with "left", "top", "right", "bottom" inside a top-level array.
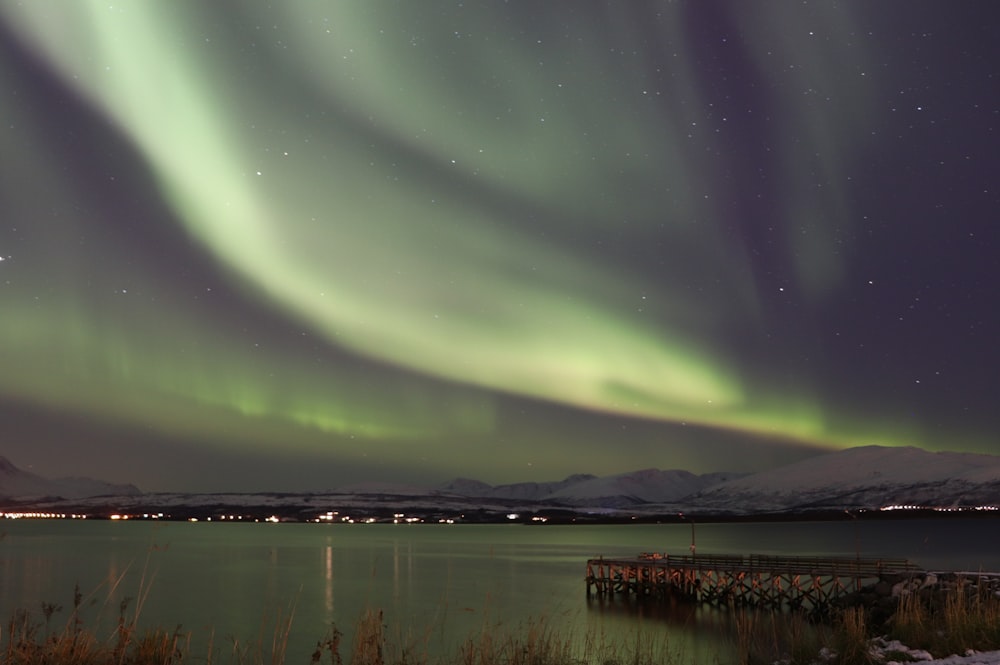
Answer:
[
  {"left": 4, "top": 583, "right": 1000, "bottom": 665},
  {"left": 2, "top": 600, "right": 686, "bottom": 665},
  {"left": 887, "top": 580, "right": 1000, "bottom": 659},
  {"left": 735, "top": 579, "right": 1000, "bottom": 665}
]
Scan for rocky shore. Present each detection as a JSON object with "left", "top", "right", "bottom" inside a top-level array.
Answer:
[{"left": 839, "top": 570, "right": 1000, "bottom": 625}]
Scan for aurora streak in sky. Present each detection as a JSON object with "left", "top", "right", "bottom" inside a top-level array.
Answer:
[{"left": 0, "top": 2, "right": 997, "bottom": 491}]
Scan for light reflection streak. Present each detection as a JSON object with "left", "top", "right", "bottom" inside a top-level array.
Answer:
[
  {"left": 392, "top": 539, "right": 400, "bottom": 604},
  {"left": 324, "top": 541, "right": 334, "bottom": 617}
]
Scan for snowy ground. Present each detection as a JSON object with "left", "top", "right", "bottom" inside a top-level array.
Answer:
[
  {"left": 906, "top": 655, "right": 1000, "bottom": 665},
  {"left": 826, "top": 638, "right": 1000, "bottom": 664},
  {"left": 882, "top": 650, "right": 1000, "bottom": 664}
]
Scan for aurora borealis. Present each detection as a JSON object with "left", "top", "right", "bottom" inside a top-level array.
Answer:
[{"left": 1, "top": 2, "right": 997, "bottom": 492}]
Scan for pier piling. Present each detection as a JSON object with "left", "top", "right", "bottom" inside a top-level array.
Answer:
[{"left": 585, "top": 553, "right": 922, "bottom": 615}]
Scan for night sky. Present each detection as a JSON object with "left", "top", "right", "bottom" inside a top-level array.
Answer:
[{"left": 1, "top": 2, "right": 998, "bottom": 493}]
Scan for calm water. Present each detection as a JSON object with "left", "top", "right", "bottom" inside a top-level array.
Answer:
[{"left": 1, "top": 518, "right": 998, "bottom": 663}]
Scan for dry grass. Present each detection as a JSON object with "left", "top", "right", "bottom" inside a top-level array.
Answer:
[
  {"left": 7, "top": 579, "right": 1000, "bottom": 665},
  {"left": 731, "top": 579, "right": 1000, "bottom": 664},
  {"left": 889, "top": 578, "right": 1000, "bottom": 658},
  {"left": 732, "top": 609, "right": 823, "bottom": 665},
  {"left": 349, "top": 609, "right": 385, "bottom": 665},
  {"left": 455, "top": 614, "right": 578, "bottom": 665},
  {"left": 733, "top": 606, "right": 884, "bottom": 665},
  {"left": 2, "top": 599, "right": 187, "bottom": 665},
  {"left": 228, "top": 599, "right": 297, "bottom": 665},
  {"left": 312, "top": 608, "right": 687, "bottom": 665},
  {"left": 826, "top": 607, "right": 879, "bottom": 665},
  {"left": 1, "top": 598, "right": 693, "bottom": 665}
]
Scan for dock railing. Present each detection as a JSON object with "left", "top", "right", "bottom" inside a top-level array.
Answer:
[{"left": 586, "top": 552, "right": 923, "bottom": 614}]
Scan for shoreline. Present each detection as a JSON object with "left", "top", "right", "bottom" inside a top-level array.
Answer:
[{"left": 4, "top": 501, "right": 1000, "bottom": 525}]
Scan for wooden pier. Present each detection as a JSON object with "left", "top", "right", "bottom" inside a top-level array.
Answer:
[{"left": 586, "top": 553, "right": 923, "bottom": 614}]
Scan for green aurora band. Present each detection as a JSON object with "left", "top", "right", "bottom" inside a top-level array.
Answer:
[{"left": 0, "top": 2, "right": 964, "bottom": 481}]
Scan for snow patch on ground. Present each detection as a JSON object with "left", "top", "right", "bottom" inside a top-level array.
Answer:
[{"left": 812, "top": 638, "right": 1000, "bottom": 665}]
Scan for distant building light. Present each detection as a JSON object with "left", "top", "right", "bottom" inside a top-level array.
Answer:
[{"left": 1, "top": 512, "right": 70, "bottom": 519}]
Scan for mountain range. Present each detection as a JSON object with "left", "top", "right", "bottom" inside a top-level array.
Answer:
[
  {"left": 689, "top": 445, "right": 1000, "bottom": 513},
  {"left": 0, "top": 456, "right": 141, "bottom": 500},
  {"left": 440, "top": 468, "right": 747, "bottom": 507},
  {"left": 3, "top": 445, "right": 1000, "bottom": 517},
  {"left": 441, "top": 445, "right": 1000, "bottom": 513}
]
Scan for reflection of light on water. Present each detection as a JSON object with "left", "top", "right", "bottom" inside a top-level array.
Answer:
[
  {"left": 393, "top": 539, "right": 400, "bottom": 602},
  {"left": 13, "top": 557, "right": 54, "bottom": 607},
  {"left": 390, "top": 538, "right": 415, "bottom": 624},
  {"left": 585, "top": 595, "right": 739, "bottom": 662},
  {"left": 324, "top": 542, "right": 334, "bottom": 617}
]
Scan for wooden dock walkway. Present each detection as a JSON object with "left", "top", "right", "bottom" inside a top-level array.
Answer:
[{"left": 586, "top": 553, "right": 923, "bottom": 614}]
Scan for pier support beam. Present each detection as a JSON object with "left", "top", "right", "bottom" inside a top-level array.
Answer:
[{"left": 586, "top": 553, "right": 923, "bottom": 615}]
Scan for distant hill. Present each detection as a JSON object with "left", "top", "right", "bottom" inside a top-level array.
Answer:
[
  {"left": 0, "top": 456, "right": 141, "bottom": 501},
  {"left": 689, "top": 445, "right": 1000, "bottom": 513},
  {"left": 441, "top": 473, "right": 601, "bottom": 502},
  {"left": 441, "top": 468, "right": 746, "bottom": 508},
  {"left": 7, "top": 446, "right": 1000, "bottom": 518},
  {"left": 439, "top": 446, "right": 1000, "bottom": 513}
]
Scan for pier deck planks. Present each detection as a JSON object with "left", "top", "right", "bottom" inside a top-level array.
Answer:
[{"left": 585, "top": 553, "right": 922, "bottom": 614}]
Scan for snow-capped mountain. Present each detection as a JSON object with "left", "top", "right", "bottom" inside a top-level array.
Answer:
[
  {"left": 439, "top": 446, "right": 1000, "bottom": 513},
  {"left": 689, "top": 445, "right": 1000, "bottom": 513},
  {"left": 440, "top": 473, "right": 600, "bottom": 502},
  {"left": 6, "top": 446, "right": 1000, "bottom": 517},
  {"left": 441, "top": 469, "right": 744, "bottom": 508},
  {"left": 0, "top": 456, "right": 141, "bottom": 500}
]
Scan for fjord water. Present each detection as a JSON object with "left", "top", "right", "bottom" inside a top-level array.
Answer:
[{"left": 1, "top": 518, "right": 998, "bottom": 663}]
